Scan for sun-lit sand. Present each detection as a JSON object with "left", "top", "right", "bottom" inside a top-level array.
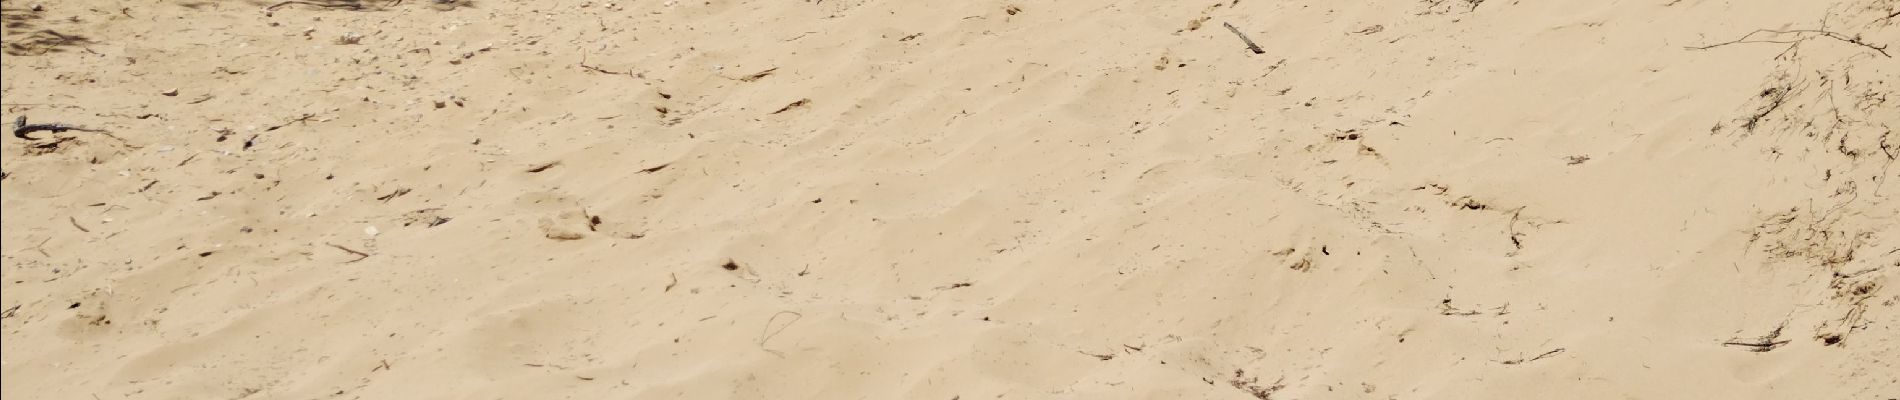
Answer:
[{"left": 3, "top": 0, "right": 1897, "bottom": 398}]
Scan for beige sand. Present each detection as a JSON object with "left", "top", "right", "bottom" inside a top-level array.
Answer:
[{"left": 4, "top": 0, "right": 1897, "bottom": 398}]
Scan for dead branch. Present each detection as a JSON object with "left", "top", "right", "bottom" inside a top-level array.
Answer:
[
  {"left": 1222, "top": 22, "right": 1267, "bottom": 54},
  {"left": 264, "top": 113, "right": 318, "bottom": 131},
  {"left": 731, "top": 67, "right": 778, "bottom": 82},
  {"left": 758, "top": 311, "right": 803, "bottom": 357},
  {"left": 579, "top": 53, "right": 637, "bottom": 77},
  {"left": 267, "top": 1, "right": 368, "bottom": 11},
  {"left": 325, "top": 242, "right": 373, "bottom": 263},
  {"left": 1722, "top": 324, "right": 1790, "bottom": 352},
  {"left": 1687, "top": 29, "right": 1891, "bottom": 58},
  {"left": 1722, "top": 338, "right": 1791, "bottom": 352},
  {"left": 1498, "top": 348, "right": 1566, "bottom": 365},
  {"left": 770, "top": 99, "right": 811, "bottom": 114}
]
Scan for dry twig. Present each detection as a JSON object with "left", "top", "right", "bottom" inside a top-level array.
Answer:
[
  {"left": 579, "top": 53, "right": 638, "bottom": 77},
  {"left": 326, "top": 242, "right": 372, "bottom": 263},
  {"left": 758, "top": 311, "right": 803, "bottom": 356},
  {"left": 1222, "top": 22, "right": 1267, "bottom": 54},
  {"left": 1687, "top": 29, "right": 1890, "bottom": 58},
  {"left": 1498, "top": 348, "right": 1565, "bottom": 365}
]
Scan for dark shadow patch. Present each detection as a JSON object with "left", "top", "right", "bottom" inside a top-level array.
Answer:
[
  {"left": 429, "top": 0, "right": 480, "bottom": 10},
  {"left": 1, "top": 8, "right": 94, "bottom": 56},
  {"left": 1, "top": 7, "right": 38, "bottom": 31}
]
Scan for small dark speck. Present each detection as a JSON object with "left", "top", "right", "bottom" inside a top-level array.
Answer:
[
  {"left": 198, "top": 251, "right": 215, "bottom": 257},
  {"left": 69, "top": 302, "right": 82, "bottom": 309}
]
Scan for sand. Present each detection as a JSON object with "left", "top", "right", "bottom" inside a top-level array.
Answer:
[{"left": 3, "top": 0, "right": 1898, "bottom": 398}]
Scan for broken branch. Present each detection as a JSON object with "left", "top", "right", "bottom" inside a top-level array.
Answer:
[
  {"left": 770, "top": 99, "right": 811, "bottom": 114},
  {"left": 1687, "top": 28, "right": 1890, "bottom": 58},
  {"left": 1498, "top": 348, "right": 1565, "bottom": 365},
  {"left": 267, "top": 1, "right": 366, "bottom": 11},
  {"left": 326, "top": 242, "right": 372, "bottom": 263},
  {"left": 1222, "top": 22, "right": 1267, "bottom": 54},
  {"left": 579, "top": 53, "right": 638, "bottom": 77},
  {"left": 758, "top": 311, "right": 803, "bottom": 357}
]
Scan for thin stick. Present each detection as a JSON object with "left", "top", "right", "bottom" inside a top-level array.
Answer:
[
  {"left": 730, "top": 67, "right": 778, "bottom": 82},
  {"left": 1687, "top": 28, "right": 1890, "bottom": 58},
  {"left": 579, "top": 52, "right": 637, "bottom": 77},
  {"left": 326, "top": 242, "right": 372, "bottom": 263},
  {"left": 1722, "top": 339, "right": 1791, "bottom": 351},
  {"left": 13, "top": 116, "right": 107, "bottom": 140},
  {"left": 770, "top": 99, "right": 811, "bottom": 114},
  {"left": 263, "top": 113, "right": 317, "bottom": 131},
  {"left": 30, "top": 237, "right": 52, "bottom": 257},
  {"left": 267, "top": 1, "right": 366, "bottom": 11},
  {"left": 758, "top": 311, "right": 803, "bottom": 356},
  {"left": 1498, "top": 348, "right": 1566, "bottom": 365},
  {"left": 69, "top": 216, "right": 91, "bottom": 233},
  {"left": 1222, "top": 22, "right": 1266, "bottom": 54}
]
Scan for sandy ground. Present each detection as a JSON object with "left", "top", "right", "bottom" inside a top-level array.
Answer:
[{"left": 3, "top": 0, "right": 1898, "bottom": 398}]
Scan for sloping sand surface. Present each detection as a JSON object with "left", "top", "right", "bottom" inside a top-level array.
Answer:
[{"left": 4, "top": 0, "right": 1897, "bottom": 398}]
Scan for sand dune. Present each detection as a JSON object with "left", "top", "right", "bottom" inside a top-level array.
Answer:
[{"left": 4, "top": 0, "right": 1897, "bottom": 398}]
